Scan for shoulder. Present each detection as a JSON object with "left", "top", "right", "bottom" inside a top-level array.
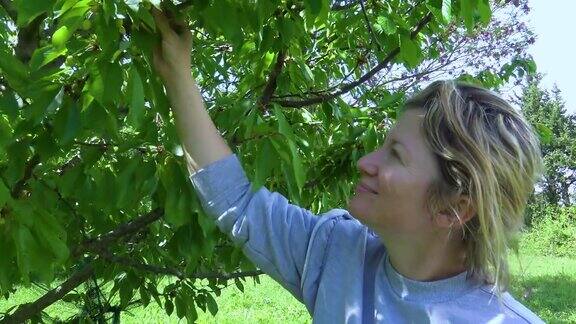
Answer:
[
  {"left": 303, "top": 208, "right": 383, "bottom": 273},
  {"left": 311, "top": 208, "right": 378, "bottom": 244},
  {"left": 460, "top": 285, "right": 545, "bottom": 323},
  {"left": 302, "top": 208, "right": 373, "bottom": 269}
]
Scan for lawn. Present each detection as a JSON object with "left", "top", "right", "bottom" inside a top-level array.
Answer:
[
  {"left": 507, "top": 253, "right": 576, "bottom": 324},
  {"left": 2, "top": 251, "right": 575, "bottom": 323}
]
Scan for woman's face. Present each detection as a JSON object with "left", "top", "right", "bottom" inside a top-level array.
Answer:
[{"left": 348, "top": 109, "right": 442, "bottom": 237}]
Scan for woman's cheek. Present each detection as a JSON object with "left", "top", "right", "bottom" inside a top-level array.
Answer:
[{"left": 379, "top": 170, "right": 404, "bottom": 198}]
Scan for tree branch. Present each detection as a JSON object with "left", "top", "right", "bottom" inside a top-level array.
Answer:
[
  {"left": 359, "top": 0, "right": 382, "bottom": 51},
  {"left": 102, "top": 252, "right": 264, "bottom": 281},
  {"left": 3, "top": 208, "right": 164, "bottom": 322},
  {"left": 1, "top": 265, "right": 95, "bottom": 324},
  {"left": 194, "top": 270, "right": 264, "bottom": 281},
  {"left": 100, "top": 251, "right": 187, "bottom": 280},
  {"left": 72, "top": 208, "right": 164, "bottom": 258},
  {"left": 15, "top": 14, "right": 46, "bottom": 63},
  {"left": 0, "top": 0, "right": 17, "bottom": 22},
  {"left": 10, "top": 153, "right": 40, "bottom": 199},
  {"left": 273, "top": 13, "right": 432, "bottom": 108},
  {"left": 258, "top": 51, "right": 287, "bottom": 111}
]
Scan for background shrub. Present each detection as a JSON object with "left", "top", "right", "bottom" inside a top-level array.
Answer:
[{"left": 520, "top": 205, "right": 576, "bottom": 258}]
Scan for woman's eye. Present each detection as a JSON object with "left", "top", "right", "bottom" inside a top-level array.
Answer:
[{"left": 391, "top": 149, "right": 401, "bottom": 161}]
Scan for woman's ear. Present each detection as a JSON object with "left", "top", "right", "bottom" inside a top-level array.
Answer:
[{"left": 434, "top": 195, "right": 476, "bottom": 229}]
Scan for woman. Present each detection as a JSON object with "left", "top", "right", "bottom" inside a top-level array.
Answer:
[{"left": 151, "top": 9, "right": 544, "bottom": 323}]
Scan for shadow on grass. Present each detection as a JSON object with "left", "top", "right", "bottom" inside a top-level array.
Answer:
[{"left": 510, "top": 273, "right": 576, "bottom": 322}]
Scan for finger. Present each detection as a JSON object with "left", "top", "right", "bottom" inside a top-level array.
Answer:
[{"left": 151, "top": 7, "right": 173, "bottom": 37}]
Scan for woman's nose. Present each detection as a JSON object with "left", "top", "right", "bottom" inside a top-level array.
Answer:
[{"left": 357, "top": 150, "right": 379, "bottom": 176}]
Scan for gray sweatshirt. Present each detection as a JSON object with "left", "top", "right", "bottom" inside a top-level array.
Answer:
[{"left": 189, "top": 154, "right": 544, "bottom": 323}]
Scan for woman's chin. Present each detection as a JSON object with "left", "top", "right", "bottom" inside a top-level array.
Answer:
[{"left": 347, "top": 196, "right": 364, "bottom": 220}]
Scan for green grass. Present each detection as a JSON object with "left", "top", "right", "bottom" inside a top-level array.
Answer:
[
  {"left": 508, "top": 254, "right": 576, "bottom": 324},
  {"left": 0, "top": 275, "right": 310, "bottom": 323},
  {"left": 2, "top": 252, "right": 575, "bottom": 323}
]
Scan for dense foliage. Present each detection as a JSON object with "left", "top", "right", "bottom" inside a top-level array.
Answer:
[
  {"left": 520, "top": 204, "right": 576, "bottom": 258},
  {"left": 0, "top": 0, "right": 539, "bottom": 322},
  {"left": 520, "top": 76, "right": 576, "bottom": 208}
]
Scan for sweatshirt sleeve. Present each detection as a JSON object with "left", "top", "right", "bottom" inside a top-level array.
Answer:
[{"left": 188, "top": 153, "right": 323, "bottom": 301}]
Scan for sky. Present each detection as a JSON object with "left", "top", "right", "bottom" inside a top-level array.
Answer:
[{"left": 526, "top": 0, "right": 576, "bottom": 115}]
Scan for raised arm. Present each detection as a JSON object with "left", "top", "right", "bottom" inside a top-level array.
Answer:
[
  {"left": 150, "top": 9, "right": 336, "bottom": 304},
  {"left": 151, "top": 8, "right": 231, "bottom": 173}
]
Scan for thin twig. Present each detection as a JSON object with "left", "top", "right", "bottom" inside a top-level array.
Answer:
[
  {"left": 359, "top": 0, "right": 382, "bottom": 51},
  {"left": 72, "top": 208, "right": 164, "bottom": 258},
  {"left": 258, "top": 51, "right": 287, "bottom": 111},
  {"left": 10, "top": 154, "right": 40, "bottom": 199},
  {"left": 273, "top": 13, "right": 433, "bottom": 108},
  {"left": 102, "top": 251, "right": 265, "bottom": 281}
]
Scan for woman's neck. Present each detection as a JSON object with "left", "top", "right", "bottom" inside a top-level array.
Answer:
[{"left": 381, "top": 234, "right": 467, "bottom": 282}]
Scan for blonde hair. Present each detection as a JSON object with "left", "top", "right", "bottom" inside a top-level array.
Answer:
[{"left": 403, "top": 80, "right": 544, "bottom": 297}]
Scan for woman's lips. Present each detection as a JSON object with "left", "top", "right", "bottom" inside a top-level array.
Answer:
[{"left": 356, "top": 182, "right": 378, "bottom": 194}]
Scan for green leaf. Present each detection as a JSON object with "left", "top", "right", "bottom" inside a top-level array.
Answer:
[
  {"left": 139, "top": 285, "right": 151, "bottom": 307},
  {"left": 12, "top": 223, "right": 52, "bottom": 283},
  {"left": 253, "top": 139, "right": 275, "bottom": 189},
  {"left": 0, "top": 236, "right": 15, "bottom": 293},
  {"left": 0, "top": 47, "right": 30, "bottom": 91},
  {"left": 161, "top": 158, "right": 191, "bottom": 228},
  {"left": 442, "top": 0, "right": 452, "bottom": 22},
  {"left": 0, "top": 115, "right": 13, "bottom": 147},
  {"left": 362, "top": 124, "right": 378, "bottom": 151},
  {"left": 126, "top": 66, "right": 146, "bottom": 130},
  {"left": 186, "top": 305, "right": 198, "bottom": 323},
  {"left": 21, "top": 87, "right": 61, "bottom": 126},
  {"left": 535, "top": 123, "right": 553, "bottom": 145},
  {"left": 175, "top": 295, "right": 188, "bottom": 319},
  {"left": 0, "top": 179, "right": 11, "bottom": 208},
  {"left": 165, "top": 298, "right": 174, "bottom": 316},
  {"left": 4, "top": 141, "right": 30, "bottom": 186},
  {"left": 119, "top": 280, "right": 134, "bottom": 308},
  {"left": 95, "top": 7, "right": 120, "bottom": 56},
  {"left": 305, "top": 0, "right": 323, "bottom": 16},
  {"left": 52, "top": 99, "right": 81, "bottom": 146},
  {"left": 34, "top": 210, "right": 69, "bottom": 263},
  {"left": 477, "top": 0, "right": 491, "bottom": 25},
  {"left": 288, "top": 141, "right": 306, "bottom": 194},
  {"left": 460, "top": 0, "right": 477, "bottom": 32},
  {"left": 399, "top": 35, "right": 421, "bottom": 68},
  {"left": 376, "top": 16, "right": 397, "bottom": 35},
  {"left": 115, "top": 157, "right": 140, "bottom": 208},
  {"left": 29, "top": 46, "right": 67, "bottom": 70},
  {"left": 33, "top": 130, "right": 60, "bottom": 161},
  {"left": 0, "top": 89, "right": 20, "bottom": 120},
  {"left": 256, "top": 0, "right": 278, "bottom": 26},
  {"left": 87, "top": 60, "right": 123, "bottom": 105},
  {"left": 14, "top": 0, "right": 56, "bottom": 26},
  {"left": 280, "top": 159, "right": 301, "bottom": 204},
  {"left": 56, "top": 0, "right": 91, "bottom": 28},
  {"left": 203, "top": 1, "right": 244, "bottom": 47},
  {"left": 298, "top": 61, "right": 314, "bottom": 84},
  {"left": 52, "top": 26, "right": 72, "bottom": 49},
  {"left": 273, "top": 106, "right": 296, "bottom": 142},
  {"left": 234, "top": 278, "right": 244, "bottom": 292},
  {"left": 205, "top": 293, "right": 218, "bottom": 316}
]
